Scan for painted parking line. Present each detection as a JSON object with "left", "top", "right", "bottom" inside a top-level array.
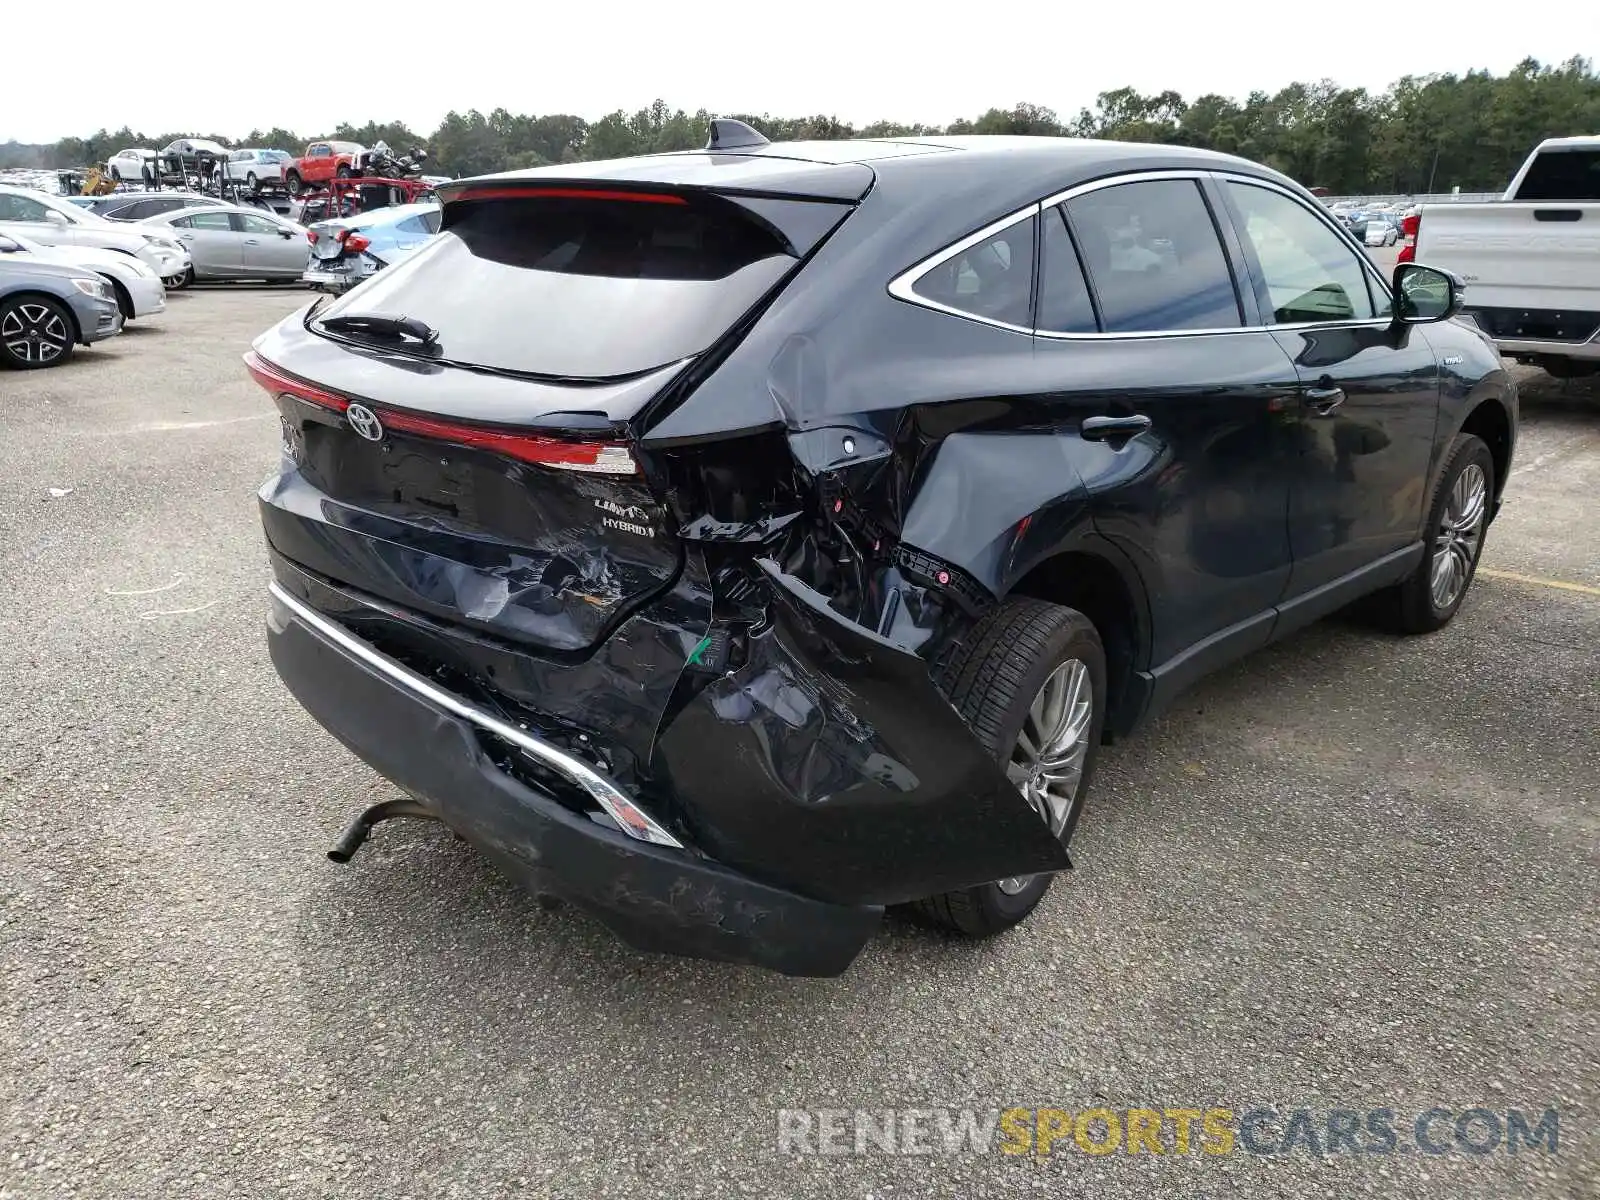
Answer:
[{"left": 1479, "top": 567, "right": 1600, "bottom": 598}]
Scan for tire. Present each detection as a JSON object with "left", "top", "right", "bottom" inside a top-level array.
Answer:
[
  {"left": 246, "top": 171, "right": 259, "bottom": 193},
  {"left": 286, "top": 170, "right": 302, "bottom": 197},
  {"left": 0, "top": 294, "right": 77, "bottom": 369},
  {"left": 106, "top": 277, "right": 134, "bottom": 320},
  {"left": 1378, "top": 433, "right": 1494, "bottom": 634},
  {"left": 336, "top": 164, "right": 352, "bottom": 180},
  {"left": 906, "top": 598, "right": 1107, "bottom": 936},
  {"left": 110, "top": 166, "right": 122, "bottom": 182}
]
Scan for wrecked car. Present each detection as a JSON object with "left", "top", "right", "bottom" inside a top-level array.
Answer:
[{"left": 249, "top": 121, "right": 1517, "bottom": 976}]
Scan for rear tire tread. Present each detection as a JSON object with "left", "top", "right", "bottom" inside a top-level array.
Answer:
[{"left": 907, "top": 598, "right": 1099, "bottom": 934}]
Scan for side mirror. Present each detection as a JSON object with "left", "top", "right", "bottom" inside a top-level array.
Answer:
[
  {"left": 1394, "top": 263, "right": 1465, "bottom": 323},
  {"left": 278, "top": 227, "right": 295, "bottom": 238},
  {"left": 44, "top": 209, "right": 69, "bottom": 226}
]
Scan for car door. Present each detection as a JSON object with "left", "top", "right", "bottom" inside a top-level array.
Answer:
[
  {"left": 1026, "top": 174, "right": 1303, "bottom": 684},
  {"left": 170, "top": 210, "right": 242, "bottom": 277},
  {"left": 1215, "top": 178, "right": 1440, "bottom": 623},
  {"left": 0, "top": 191, "right": 66, "bottom": 247},
  {"left": 305, "top": 144, "right": 333, "bottom": 184},
  {"left": 234, "top": 211, "right": 302, "bottom": 276}
]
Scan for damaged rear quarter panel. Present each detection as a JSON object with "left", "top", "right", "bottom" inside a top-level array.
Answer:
[{"left": 655, "top": 561, "right": 1068, "bottom": 907}]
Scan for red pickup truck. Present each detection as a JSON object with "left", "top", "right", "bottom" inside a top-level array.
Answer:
[{"left": 284, "top": 141, "right": 364, "bottom": 196}]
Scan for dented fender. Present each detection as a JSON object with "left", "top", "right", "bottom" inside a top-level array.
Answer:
[
  {"left": 654, "top": 560, "right": 1069, "bottom": 907},
  {"left": 899, "top": 430, "right": 1096, "bottom": 596}
]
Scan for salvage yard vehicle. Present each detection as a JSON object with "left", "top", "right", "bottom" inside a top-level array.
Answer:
[
  {"left": 0, "top": 231, "right": 166, "bottom": 322},
  {"left": 302, "top": 201, "right": 440, "bottom": 292},
  {"left": 223, "top": 148, "right": 295, "bottom": 192},
  {"left": 285, "top": 141, "right": 364, "bottom": 197},
  {"left": 0, "top": 254, "right": 122, "bottom": 368},
  {"left": 0, "top": 184, "right": 192, "bottom": 289},
  {"left": 248, "top": 124, "right": 1518, "bottom": 976},
  {"left": 1407, "top": 135, "right": 1600, "bottom": 378},
  {"left": 143, "top": 204, "right": 307, "bottom": 282}
]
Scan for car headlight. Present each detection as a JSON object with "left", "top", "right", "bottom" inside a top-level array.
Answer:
[
  {"left": 140, "top": 233, "right": 182, "bottom": 251},
  {"left": 71, "top": 277, "right": 112, "bottom": 299}
]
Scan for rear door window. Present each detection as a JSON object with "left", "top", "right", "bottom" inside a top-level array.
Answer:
[
  {"left": 1036, "top": 205, "right": 1098, "bottom": 333},
  {"left": 909, "top": 215, "right": 1035, "bottom": 328},
  {"left": 1065, "top": 179, "right": 1242, "bottom": 332},
  {"left": 314, "top": 191, "right": 820, "bottom": 379}
]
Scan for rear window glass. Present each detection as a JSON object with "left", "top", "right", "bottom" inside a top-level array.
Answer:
[
  {"left": 1514, "top": 148, "right": 1600, "bottom": 201},
  {"left": 314, "top": 193, "right": 801, "bottom": 379}
]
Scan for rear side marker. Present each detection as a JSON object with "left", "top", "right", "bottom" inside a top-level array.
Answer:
[{"left": 244, "top": 351, "right": 637, "bottom": 476}]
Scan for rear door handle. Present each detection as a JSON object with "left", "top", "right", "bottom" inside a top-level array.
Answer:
[
  {"left": 1304, "top": 386, "right": 1346, "bottom": 416},
  {"left": 1080, "top": 414, "right": 1152, "bottom": 442}
]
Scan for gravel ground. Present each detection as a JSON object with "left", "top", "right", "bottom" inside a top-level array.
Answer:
[{"left": 1, "top": 286, "right": 1596, "bottom": 1200}]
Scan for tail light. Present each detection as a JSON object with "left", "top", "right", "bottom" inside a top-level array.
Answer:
[
  {"left": 1397, "top": 211, "right": 1419, "bottom": 263},
  {"left": 343, "top": 233, "right": 370, "bottom": 254},
  {"left": 306, "top": 230, "right": 318, "bottom": 244},
  {"left": 244, "top": 351, "right": 638, "bottom": 475}
]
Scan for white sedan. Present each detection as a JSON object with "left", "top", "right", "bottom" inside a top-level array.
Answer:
[
  {"left": 0, "top": 230, "right": 165, "bottom": 320},
  {"left": 0, "top": 184, "right": 192, "bottom": 287},
  {"left": 107, "top": 148, "right": 159, "bottom": 184},
  {"left": 1364, "top": 216, "right": 1399, "bottom": 247}
]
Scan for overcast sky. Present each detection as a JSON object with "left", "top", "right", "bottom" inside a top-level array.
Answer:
[{"left": 4, "top": 1, "right": 1596, "bottom": 142}]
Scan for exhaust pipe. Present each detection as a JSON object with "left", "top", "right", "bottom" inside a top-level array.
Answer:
[{"left": 327, "top": 797, "right": 436, "bottom": 863}]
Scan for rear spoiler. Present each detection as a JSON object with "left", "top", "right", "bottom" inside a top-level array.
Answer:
[{"left": 435, "top": 174, "right": 871, "bottom": 260}]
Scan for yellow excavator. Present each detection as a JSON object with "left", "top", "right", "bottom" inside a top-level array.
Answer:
[{"left": 80, "top": 165, "right": 119, "bottom": 196}]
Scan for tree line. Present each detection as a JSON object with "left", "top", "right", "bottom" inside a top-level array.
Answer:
[{"left": 4, "top": 57, "right": 1596, "bottom": 195}]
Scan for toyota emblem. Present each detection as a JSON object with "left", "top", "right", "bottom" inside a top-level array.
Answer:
[{"left": 346, "top": 403, "right": 384, "bottom": 442}]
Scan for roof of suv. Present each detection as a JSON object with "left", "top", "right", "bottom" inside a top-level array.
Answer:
[{"left": 442, "top": 136, "right": 1291, "bottom": 207}]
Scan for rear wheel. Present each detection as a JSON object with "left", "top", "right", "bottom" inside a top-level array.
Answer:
[
  {"left": 1377, "top": 433, "right": 1494, "bottom": 634},
  {"left": 246, "top": 171, "right": 259, "bottom": 193},
  {"left": 286, "top": 170, "right": 303, "bottom": 197},
  {"left": 907, "top": 598, "right": 1106, "bottom": 936},
  {"left": 0, "top": 295, "right": 76, "bottom": 369},
  {"left": 336, "top": 164, "right": 352, "bottom": 180}
]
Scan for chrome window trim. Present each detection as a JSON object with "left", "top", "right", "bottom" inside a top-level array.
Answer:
[
  {"left": 886, "top": 203, "right": 1041, "bottom": 335},
  {"left": 887, "top": 167, "right": 1403, "bottom": 342}
]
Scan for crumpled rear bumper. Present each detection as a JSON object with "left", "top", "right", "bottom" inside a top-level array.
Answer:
[{"left": 267, "top": 582, "right": 883, "bottom": 977}]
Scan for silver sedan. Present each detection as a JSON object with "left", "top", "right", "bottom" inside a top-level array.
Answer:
[{"left": 138, "top": 204, "right": 309, "bottom": 283}]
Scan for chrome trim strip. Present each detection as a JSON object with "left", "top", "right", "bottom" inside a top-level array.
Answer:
[
  {"left": 887, "top": 166, "right": 1401, "bottom": 342},
  {"left": 267, "top": 581, "right": 685, "bottom": 848}
]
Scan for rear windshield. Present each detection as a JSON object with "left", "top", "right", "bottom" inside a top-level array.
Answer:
[
  {"left": 1514, "top": 149, "right": 1600, "bottom": 201},
  {"left": 313, "top": 192, "right": 801, "bottom": 379}
]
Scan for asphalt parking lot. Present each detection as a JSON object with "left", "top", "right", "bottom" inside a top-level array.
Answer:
[{"left": 2, "top": 281, "right": 1597, "bottom": 1200}]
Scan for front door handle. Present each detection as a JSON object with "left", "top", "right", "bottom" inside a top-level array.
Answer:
[
  {"left": 1304, "top": 386, "right": 1346, "bottom": 416},
  {"left": 1080, "top": 414, "right": 1152, "bottom": 443},
  {"left": 243, "top": 238, "right": 260, "bottom": 245}
]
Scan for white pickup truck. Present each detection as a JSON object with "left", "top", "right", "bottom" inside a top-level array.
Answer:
[{"left": 1409, "top": 135, "right": 1600, "bottom": 378}]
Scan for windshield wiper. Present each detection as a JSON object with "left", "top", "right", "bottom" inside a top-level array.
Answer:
[{"left": 320, "top": 312, "right": 439, "bottom": 347}]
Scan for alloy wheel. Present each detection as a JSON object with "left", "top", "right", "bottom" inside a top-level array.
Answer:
[
  {"left": 1, "top": 302, "right": 70, "bottom": 365},
  {"left": 1430, "top": 462, "right": 1487, "bottom": 611},
  {"left": 997, "top": 658, "right": 1093, "bottom": 895}
]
